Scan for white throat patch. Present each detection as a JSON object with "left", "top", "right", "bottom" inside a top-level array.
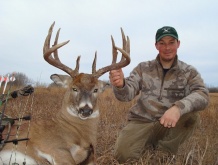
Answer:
[{"left": 67, "top": 106, "right": 99, "bottom": 120}]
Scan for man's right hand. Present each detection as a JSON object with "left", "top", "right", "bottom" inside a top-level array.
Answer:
[{"left": 109, "top": 69, "right": 124, "bottom": 88}]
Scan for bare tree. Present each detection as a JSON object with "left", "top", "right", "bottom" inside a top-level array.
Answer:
[{"left": 11, "top": 72, "right": 33, "bottom": 87}]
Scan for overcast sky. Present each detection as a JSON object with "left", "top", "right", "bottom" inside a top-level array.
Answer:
[{"left": 1, "top": 1, "right": 218, "bottom": 86}]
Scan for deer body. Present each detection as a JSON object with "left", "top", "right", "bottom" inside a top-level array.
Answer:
[
  {"left": 1, "top": 74, "right": 103, "bottom": 164},
  {"left": 1, "top": 117, "right": 98, "bottom": 165},
  {"left": 0, "top": 22, "right": 130, "bottom": 164}
]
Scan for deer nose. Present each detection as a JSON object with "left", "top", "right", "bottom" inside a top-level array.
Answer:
[{"left": 79, "top": 106, "right": 93, "bottom": 117}]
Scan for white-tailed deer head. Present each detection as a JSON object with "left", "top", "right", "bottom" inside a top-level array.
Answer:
[{"left": 43, "top": 21, "right": 130, "bottom": 120}]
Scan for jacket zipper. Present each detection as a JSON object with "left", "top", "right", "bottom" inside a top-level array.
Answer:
[{"left": 158, "top": 69, "right": 168, "bottom": 101}]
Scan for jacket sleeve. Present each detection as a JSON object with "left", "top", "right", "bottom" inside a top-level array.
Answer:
[
  {"left": 112, "top": 65, "right": 142, "bottom": 102},
  {"left": 174, "top": 66, "right": 209, "bottom": 115}
]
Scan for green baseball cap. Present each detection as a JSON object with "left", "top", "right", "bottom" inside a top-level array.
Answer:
[{"left": 155, "top": 26, "right": 178, "bottom": 42}]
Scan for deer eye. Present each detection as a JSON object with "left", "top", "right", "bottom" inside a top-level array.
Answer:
[
  {"left": 93, "top": 89, "right": 98, "bottom": 93},
  {"left": 72, "top": 88, "right": 78, "bottom": 92}
]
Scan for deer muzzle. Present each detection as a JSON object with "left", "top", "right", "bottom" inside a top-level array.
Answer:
[{"left": 78, "top": 106, "right": 93, "bottom": 118}]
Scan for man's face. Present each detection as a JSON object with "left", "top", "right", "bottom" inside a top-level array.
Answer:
[{"left": 155, "top": 36, "right": 180, "bottom": 63}]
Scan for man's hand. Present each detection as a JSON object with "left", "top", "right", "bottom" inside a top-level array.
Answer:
[
  {"left": 109, "top": 69, "right": 124, "bottom": 88},
  {"left": 159, "top": 105, "right": 181, "bottom": 128}
]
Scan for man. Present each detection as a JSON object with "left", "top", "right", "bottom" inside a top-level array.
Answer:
[{"left": 109, "top": 26, "right": 209, "bottom": 163}]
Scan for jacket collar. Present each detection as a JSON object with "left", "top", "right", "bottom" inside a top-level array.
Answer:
[{"left": 156, "top": 54, "right": 179, "bottom": 70}]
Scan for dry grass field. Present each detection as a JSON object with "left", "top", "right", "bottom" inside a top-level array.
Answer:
[{"left": 2, "top": 87, "right": 218, "bottom": 165}]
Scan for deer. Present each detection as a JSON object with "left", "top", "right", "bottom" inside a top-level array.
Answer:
[{"left": 0, "top": 22, "right": 130, "bottom": 165}]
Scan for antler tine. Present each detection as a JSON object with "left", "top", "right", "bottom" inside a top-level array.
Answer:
[
  {"left": 121, "top": 28, "right": 130, "bottom": 61},
  {"left": 92, "top": 51, "right": 97, "bottom": 74},
  {"left": 93, "top": 28, "right": 130, "bottom": 78},
  {"left": 111, "top": 36, "right": 118, "bottom": 64},
  {"left": 43, "top": 22, "right": 80, "bottom": 78}
]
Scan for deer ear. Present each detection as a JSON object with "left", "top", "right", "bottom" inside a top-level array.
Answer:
[{"left": 50, "top": 74, "right": 71, "bottom": 88}]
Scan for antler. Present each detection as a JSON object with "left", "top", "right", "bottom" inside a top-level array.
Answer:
[
  {"left": 92, "top": 28, "right": 130, "bottom": 78},
  {"left": 44, "top": 22, "right": 130, "bottom": 79},
  {"left": 43, "top": 22, "right": 80, "bottom": 78}
]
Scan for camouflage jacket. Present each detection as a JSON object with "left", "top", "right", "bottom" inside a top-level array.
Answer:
[{"left": 113, "top": 55, "right": 209, "bottom": 122}]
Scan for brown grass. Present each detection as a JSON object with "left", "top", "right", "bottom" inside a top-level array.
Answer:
[{"left": 3, "top": 87, "right": 218, "bottom": 165}]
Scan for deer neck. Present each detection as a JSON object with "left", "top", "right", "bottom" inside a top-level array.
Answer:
[{"left": 55, "top": 107, "right": 99, "bottom": 130}]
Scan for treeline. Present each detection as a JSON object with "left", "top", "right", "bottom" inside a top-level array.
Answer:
[
  {"left": 1, "top": 72, "right": 33, "bottom": 87},
  {"left": 1, "top": 72, "right": 218, "bottom": 93},
  {"left": 207, "top": 86, "right": 218, "bottom": 93}
]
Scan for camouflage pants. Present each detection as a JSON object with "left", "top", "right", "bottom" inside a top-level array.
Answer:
[{"left": 114, "top": 112, "right": 200, "bottom": 163}]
